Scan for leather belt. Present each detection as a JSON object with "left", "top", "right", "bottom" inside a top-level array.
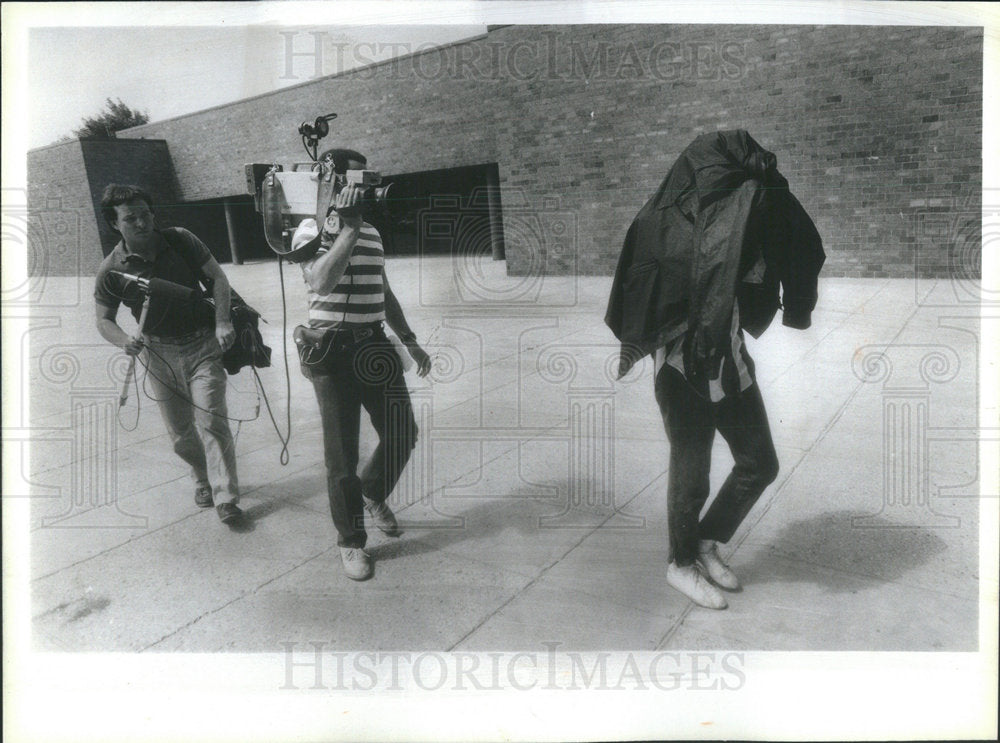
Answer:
[
  {"left": 330, "top": 326, "right": 377, "bottom": 345},
  {"left": 294, "top": 324, "right": 380, "bottom": 352},
  {"left": 146, "top": 326, "right": 212, "bottom": 344}
]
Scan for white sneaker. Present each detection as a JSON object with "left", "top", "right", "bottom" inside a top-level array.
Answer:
[
  {"left": 666, "top": 562, "right": 728, "bottom": 610},
  {"left": 340, "top": 547, "right": 373, "bottom": 581},
  {"left": 696, "top": 540, "right": 741, "bottom": 591}
]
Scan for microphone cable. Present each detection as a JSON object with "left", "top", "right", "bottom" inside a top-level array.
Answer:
[
  {"left": 107, "top": 284, "right": 277, "bottom": 450},
  {"left": 264, "top": 255, "right": 293, "bottom": 465},
  {"left": 104, "top": 251, "right": 296, "bottom": 466}
]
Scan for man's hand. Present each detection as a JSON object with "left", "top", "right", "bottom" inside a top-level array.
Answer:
[
  {"left": 333, "top": 183, "right": 363, "bottom": 225},
  {"left": 406, "top": 342, "right": 432, "bottom": 378},
  {"left": 122, "top": 336, "right": 145, "bottom": 356},
  {"left": 216, "top": 320, "right": 236, "bottom": 352}
]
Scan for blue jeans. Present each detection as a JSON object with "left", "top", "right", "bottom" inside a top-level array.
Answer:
[
  {"left": 144, "top": 327, "right": 240, "bottom": 505},
  {"left": 301, "top": 326, "right": 418, "bottom": 548},
  {"left": 654, "top": 365, "right": 779, "bottom": 566}
]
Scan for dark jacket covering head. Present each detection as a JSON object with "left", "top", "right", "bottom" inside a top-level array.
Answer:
[{"left": 605, "top": 129, "right": 825, "bottom": 381}]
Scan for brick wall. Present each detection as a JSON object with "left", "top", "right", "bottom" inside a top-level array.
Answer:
[
  {"left": 488, "top": 25, "right": 983, "bottom": 277},
  {"left": 85, "top": 25, "right": 983, "bottom": 278},
  {"left": 26, "top": 139, "right": 103, "bottom": 276},
  {"left": 118, "top": 51, "right": 504, "bottom": 203},
  {"left": 27, "top": 138, "right": 182, "bottom": 275}
]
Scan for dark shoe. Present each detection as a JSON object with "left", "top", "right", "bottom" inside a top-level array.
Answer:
[
  {"left": 195, "top": 485, "right": 214, "bottom": 508},
  {"left": 363, "top": 496, "right": 402, "bottom": 537},
  {"left": 340, "top": 547, "right": 373, "bottom": 581},
  {"left": 216, "top": 502, "right": 243, "bottom": 525}
]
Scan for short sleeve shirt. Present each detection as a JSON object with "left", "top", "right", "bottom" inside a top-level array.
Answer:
[
  {"left": 94, "top": 227, "right": 214, "bottom": 337},
  {"left": 293, "top": 212, "right": 386, "bottom": 330}
]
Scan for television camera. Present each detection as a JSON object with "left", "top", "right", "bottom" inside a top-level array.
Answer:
[{"left": 245, "top": 113, "right": 395, "bottom": 262}]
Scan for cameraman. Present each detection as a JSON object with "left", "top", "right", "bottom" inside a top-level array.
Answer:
[
  {"left": 93, "top": 184, "right": 243, "bottom": 525},
  {"left": 292, "top": 148, "right": 431, "bottom": 581}
]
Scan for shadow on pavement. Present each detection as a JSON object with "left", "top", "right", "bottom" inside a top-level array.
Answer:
[
  {"left": 233, "top": 475, "right": 328, "bottom": 525},
  {"left": 374, "top": 480, "right": 625, "bottom": 562},
  {"left": 736, "top": 509, "right": 954, "bottom": 591}
]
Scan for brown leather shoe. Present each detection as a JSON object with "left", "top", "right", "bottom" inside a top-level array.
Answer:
[{"left": 216, "top": 502, "right": 243, "bottom": 525}]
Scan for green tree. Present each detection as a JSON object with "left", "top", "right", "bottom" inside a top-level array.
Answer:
[{"left": 73, "top": 98, "right": 150, "bottom": 139}]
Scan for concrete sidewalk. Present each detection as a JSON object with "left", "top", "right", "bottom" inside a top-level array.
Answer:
[{"left": 22, "top": 257, "right": 983, "bottom": 652}]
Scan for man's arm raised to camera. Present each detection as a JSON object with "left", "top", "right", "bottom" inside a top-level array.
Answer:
[{"left": 303, "top": 184, "right": 363, "bottom": 295}]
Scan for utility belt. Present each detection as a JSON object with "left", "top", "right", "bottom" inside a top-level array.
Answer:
[{"left": 293, "top": 323, "right": 384, "bottom": 366}]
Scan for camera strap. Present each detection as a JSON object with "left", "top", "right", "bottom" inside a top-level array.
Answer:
[
  {"left": 159, "top": 230, "right": 244, "bottom": 310},
  {"left": 261, "top": 170, "right": 288, "bottom": 255},
  {"left": 160, "top": 230, "right": 272, "bottom": 373}
]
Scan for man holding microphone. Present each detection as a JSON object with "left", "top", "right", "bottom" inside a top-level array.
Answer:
[{"left": 94, "top": 184, "right": 243, "bottom": 525}]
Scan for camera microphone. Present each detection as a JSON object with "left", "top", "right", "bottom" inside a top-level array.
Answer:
[{"left": 298, "top": 113, "right": 338, "bottom": 141}]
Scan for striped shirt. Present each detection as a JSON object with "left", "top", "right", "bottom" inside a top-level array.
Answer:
[
  {"left": 655, "top": 304, "right": 755, "bottom": 403},
  {"left": 655, "top": 257, "right": 765, "bottom": 402},
  {"left": 297, "top": 214, "right": 386, "bottom": 330}
]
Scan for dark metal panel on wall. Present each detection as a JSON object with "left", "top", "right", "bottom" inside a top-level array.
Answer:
[
  {"left": 379, "top": 162, "right": 505, "bottom": 260},
  {"left": 169, "top": 195, "right": 273, "bottom": 264},
  {"left": 78, "top": 139, "right": 181, "bottom": 257}
]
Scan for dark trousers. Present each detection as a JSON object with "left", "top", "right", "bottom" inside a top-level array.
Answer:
[
  {"left": 302, "top": 329, "right": 418, "bottom": 548},
  {"left": 654, "top": 366, "right": 779, "bottom": 566}
]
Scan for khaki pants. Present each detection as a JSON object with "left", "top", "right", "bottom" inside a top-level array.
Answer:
[{"left": 144, "top": 327, "right": 240, "bottom": 505}]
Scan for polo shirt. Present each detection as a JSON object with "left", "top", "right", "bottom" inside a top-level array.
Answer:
[{"left": 94, "top": 227, "right": 213, "bottom": 337}]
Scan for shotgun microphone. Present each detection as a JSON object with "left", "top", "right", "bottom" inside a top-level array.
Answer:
[
  {"left": 110, "top": 271, "right": 200, "bottom": 303},
  {"left": 112, "top": 271, "right": 200, "bottom": 407}
]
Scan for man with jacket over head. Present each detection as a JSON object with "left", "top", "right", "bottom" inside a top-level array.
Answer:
[{"left": 606, "top": 130, "right": 825, "bottom": 609}]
